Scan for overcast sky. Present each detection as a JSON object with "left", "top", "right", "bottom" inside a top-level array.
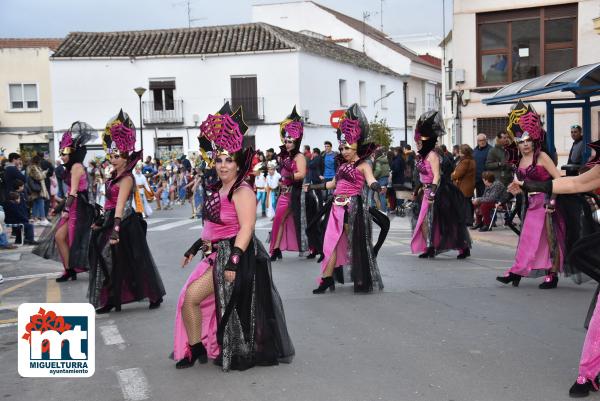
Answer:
[{"left": 0, "top": 0, "right": 452, "bottom": 41}]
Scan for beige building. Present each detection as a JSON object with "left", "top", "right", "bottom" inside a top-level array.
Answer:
[
  {"left": 0, "top": 38, "right": 62, "bottom": 159},
  {"left": 442, "top": 0, "right": 600, "bottom": 164}
]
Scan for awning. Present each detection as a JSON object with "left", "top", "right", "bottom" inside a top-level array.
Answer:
[{"left": 482, "top": 62, "right": 600, "bottom": 105}]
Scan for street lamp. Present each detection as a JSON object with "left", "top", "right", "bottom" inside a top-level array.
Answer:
[
  {"left": 373, "top": 90, "right": 395, "bottom": 107},
  {"left": 134, "top": 87, "right": 146, "bottom": 150}
]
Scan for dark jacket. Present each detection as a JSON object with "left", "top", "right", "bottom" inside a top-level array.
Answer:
[
  {"left": 473, "top": 144, "right": 491, "bottom": 181},
  {"left": 307, "top": 155, "right": 323, "bottom": 184},
  {"left": 391, "top": 155, "right": 405, "bottom": 186},
  {"left": 4, "top": 199, "right": 28, "bottom": 224},
  {"left": 485, "top": 143, "right": 512, "bottom": 186},
  {"left": 3, "top": 163, "right": 26, "bottom": 200},
  {"left": 40, "top": 158, "right": 54, "bottom": 192}
]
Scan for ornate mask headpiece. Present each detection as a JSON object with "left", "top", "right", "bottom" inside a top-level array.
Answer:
[{"left": 103, "top": 109, "right": 136, "bottom": 157}]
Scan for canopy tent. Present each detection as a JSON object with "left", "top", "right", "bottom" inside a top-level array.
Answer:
[{"left": 482, "top": 62, "right": 600, "bottom": 159}]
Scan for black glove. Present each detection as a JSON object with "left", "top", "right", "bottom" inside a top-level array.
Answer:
[
  {"left": 522, "top": 179, "right": 552, "bottom": 195},
  {"left": 224, "top": 246, "right": 243, "bottom": 272},
  {"left": 110, "top": 217, "right": 121, "bottom": 241},
  {"left": 369, "top": 182, "right": 382, "bottom": 192},
  {"left": 184, "top": 238, "right": 204, "bottom": 258},
  {"left": 64, "top": 194, "right": 76, "bottom": 212},
  {"left": 427, "top": 184, "right": 438, "bottom": 202},
  {"left": 309, "top": 182, "right": 326, "bottom": 191}
]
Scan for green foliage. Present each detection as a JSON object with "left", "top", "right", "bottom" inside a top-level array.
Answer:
[{"left": 368, "top": 114, "right": 393, "bottom": 149}]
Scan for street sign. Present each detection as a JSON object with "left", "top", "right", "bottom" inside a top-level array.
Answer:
[{"left": 330, "top": 110, "right": 345, "bottom": 129}]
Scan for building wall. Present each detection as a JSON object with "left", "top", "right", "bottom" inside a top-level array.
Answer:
[
  {"left": 0, "top": 47, "right": 54, "bottom": 155},
  {"left": 51, "top": 51, "right": 301, "bottom": 160},
  {"left": 448, "top": 0, "right": 600, "bottom": 165},
  {"left": 298, "top": 52, "right": 406, "bottom": 147}
]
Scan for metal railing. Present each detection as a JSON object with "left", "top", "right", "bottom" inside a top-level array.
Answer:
[
  {"left": 142, "top": 99, "right": 184, "bottom": 124},
  {"left": 224, "top": 97, "right": 264, "bottom": 121}
]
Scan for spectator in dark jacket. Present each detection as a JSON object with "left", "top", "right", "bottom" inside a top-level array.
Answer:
[
  {"left": 471, "top": 171, "right": 505, "bottom": 231},
  {"left": 4, "top": 191, "right": 37, "bottom": 244},
  {"left": 485, "top": 131, "right": 512, "bottom": 187},
  {"left": 473, "top": 134, "right": 491, "bottom": 197},
  {"left": 307, "top": 148, "right": 323, "bottom": 184},
  {"left": 2, "top": 153, "right": 26, "bottom": 204},
  {"left": 37, "top": 152, "right": 54, "bottom": 216},
  {"left": 391, "top": 147, "right": 406, "bottom": 211}
]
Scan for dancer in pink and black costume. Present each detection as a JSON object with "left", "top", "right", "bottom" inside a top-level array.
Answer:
[
  {"left": 269, "top": 106, "right": 313, "bottom": 261},
  {"left": 410, "top": 111, "right": 471, "bottom": 259},
  {"left": 88, "top": 110, "right": 165, "bottom": 314},
  {"left": 511, "top": 140, "right": 600, "bottom": 397},
  {"left": 496, "top": 101, "right": 565, "bottom": 289},
  {"left": 173, "top": 102, "right": 294, "bottom": 372},
  {"left": 307, "top": 104, "right": 388, "bottom": 294},
  {"left": 34, "top": 122, "right": 97, "bottom": 282}
]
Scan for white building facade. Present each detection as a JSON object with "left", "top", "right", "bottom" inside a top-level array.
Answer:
[
  {"left": 50, "top": 23, "right": 406, "bottom": 163},
  {"left": 442, "top": 0, "right": 600, "bottom": 163},
  {"left": 252, "top": 1, "right": 443, "bottom": 146}
]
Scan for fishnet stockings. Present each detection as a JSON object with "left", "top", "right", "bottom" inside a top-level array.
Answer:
[{"left": 182, "top": 268, "right": 214, "bottom": 345}]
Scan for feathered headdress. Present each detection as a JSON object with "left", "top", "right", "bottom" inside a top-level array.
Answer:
[
  {"left": 507, "top": 100, "right": 544, "bottom": 143},
  {"left": 103, "top": 109, "right": 142, "bottom": 173},
  {"left": 415, "top": 110, "right": 445, "bottom": 158},
  {"left": 336, "top": 103, "right": 375, "bottom": 160},
  {"left": 103, "top": 109, "right": 137, "bottom": 156},
  {"left": 59, "top": 121, "right": 97, "bottom": 170},
  {"left": 198, "top": 102, "right": 254, "bottom": 199}
]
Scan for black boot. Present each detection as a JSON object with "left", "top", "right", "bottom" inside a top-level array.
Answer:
[
  {"left": 539, "top": 274, "right": 559, "bottom": 289},
  {"left": 317, "top": 253, "right": 324, "bottom": 263},
  {"left": 306, "top": 251, "right": 317, "bottom": 260},
  {"left": 95, "top": 304, "right": 122, "bottom": 314},
  {"left": 418, "top": 247, "right": 435, "bottom": 258},
  {"left": 149, "top": 297, "right": 163, "bottom": 310},
  {"left": 457, "top": 248, "right": 471, "bottom": 259},
  {"left": 496, "top": 273, "right": 521, "bottom": 287},
  {"left": 56, "top": 269, "right": 77, "bottom": 282},
  {"left": 175, "top": 342, "right": 208, "bottom": 369},
  {"left": 270, "top": 248, "right": 282, "bottom": 261},
  {"left": 334, "top": 266, "right": 345, "bottom": 284},
  {"left": 569, "top": 376, "right": 599, "bottom": 398},
  {"left": 312, "top": 277, "right": 335, "bottom": 294}
]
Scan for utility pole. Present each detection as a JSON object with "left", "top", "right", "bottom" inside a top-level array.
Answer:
[{"left": 380, "top": 0, "right": 384, "bottom": 32}]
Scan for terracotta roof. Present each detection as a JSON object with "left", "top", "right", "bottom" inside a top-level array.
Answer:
[
  {"left": 53, "top": 23, "right": 399, "bottom": 77},
  {"left": 0, "top": 38, "right": 63, "bottom": 51},
  {"left": 418, "top": 54, "right": 442, "bottom": 68},
  {"left": 310, "top": 2, "right": 441, "bottom": 70}
]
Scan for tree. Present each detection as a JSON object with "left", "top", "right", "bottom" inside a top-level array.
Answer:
[{"left": 368, "top": 114, "right": 393, "bottom": 149}]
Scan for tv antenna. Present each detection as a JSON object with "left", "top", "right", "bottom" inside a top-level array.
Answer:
[{"left": 172, "top": 0, "right": 207, "bottom": 28}]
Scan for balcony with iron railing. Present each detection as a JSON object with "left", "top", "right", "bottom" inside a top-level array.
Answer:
[
  {"left": 142, "top": 99, "right": 184, "bottom": 124},
  {"left": 407, "top": 101, "right": 416, "bottom": 120},
  {"left": 223, "top": 97, "right": 264, "bottom": 122}
]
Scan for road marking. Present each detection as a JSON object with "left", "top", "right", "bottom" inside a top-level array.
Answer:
[
  {"left": 147, "top": 219, "right": 196, "bottom": 232},
  {"left": 46, "top": 278, "right": 61, "bottom": 303},
  {"left": 0, "top": 277, "right": 40, "bottom": 297},
  {"left": 100, "top": 324, "right": 125, "bottom": 346},
  {"left": 144, "top": 218, "right": 169, "bottom": 225},
  {"left": 0, "top": 318, "right": 17, "bottom": 324},
  {"left": 2, "top": 272, "right": 61, "bottom": 282},
  {"left": 117, "top": 368, "right": 150, "bottom": 401},
  {"left": 0, "top": 322, "right": 17, "bottom": 328},
  {"left": 188, "top": 225, "right": 204, "bottom": 230}
]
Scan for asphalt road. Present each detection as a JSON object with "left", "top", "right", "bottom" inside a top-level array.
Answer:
[{"left": 0, "top": 205, "right": 596, "bottom": 401}]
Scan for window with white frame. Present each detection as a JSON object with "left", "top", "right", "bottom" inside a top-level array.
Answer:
[
  {"left": 380, "top": 85, "right": 388, "bottom": 109},
  {"left": 359, "top": 81, "right": 367, "bottom": 107},
  {"left": 9, "top": 83, "right": 38, "bottom": 110},
  {"left": 149, "top": 80, "right": 176, "bottom": 111},
  {"left": 339, "top": 79, "right": 347, "bottom": 107}
]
